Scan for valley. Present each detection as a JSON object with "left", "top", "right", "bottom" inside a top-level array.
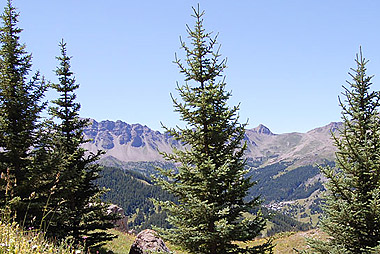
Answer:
[{"left": 86, "top": 119, "right": 340, "bottom": 233}]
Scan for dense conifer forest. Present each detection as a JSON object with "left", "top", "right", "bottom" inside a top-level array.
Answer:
[{"left": 96, "top": 166, "right": 311, "bottom": 235}]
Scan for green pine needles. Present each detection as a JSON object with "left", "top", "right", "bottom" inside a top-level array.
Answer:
[
  {"left": 48, "top": 40, "right": 116, "bottom": 248},
  {"left": 154, "top": 6, "right": 272, "bottom": 254},
  {"left": 0, "top": 0, "right": 47, "bottom": 222},
  {"left": 0, "top": 0, "right": 115, "bottom": 251},
  {"left": 309, "top": 49, "right": 380, "bottom": 253}
]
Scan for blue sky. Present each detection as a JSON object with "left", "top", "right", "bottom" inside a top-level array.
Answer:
[{"left": 7, "top": 0, "right": 380, "bottom": 134}]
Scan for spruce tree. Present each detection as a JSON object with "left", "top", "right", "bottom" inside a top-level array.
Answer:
[
  {"left": 0, "top": 0, "right": 47, "bottom": 222},
  {"left": 48, "top": 40, "right": 115, "bottom": 249},
  {"left": 309, "top": 49, "right": 380, "bottom": 253},
  {"left": 154, "top": 6, "right": 272, "bottom": 254}
]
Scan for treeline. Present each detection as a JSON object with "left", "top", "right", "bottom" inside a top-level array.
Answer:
[
  {"left": 100, "top": 158, "right": 176, "bottom": 179},
  {"left": 3, "top": 0, "right": 380, "bottom": 252},
  {"left": 0, "top": 0, "right": 114, "bottom": 250}
]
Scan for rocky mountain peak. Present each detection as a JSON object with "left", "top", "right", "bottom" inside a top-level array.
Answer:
[
  {"left": 328, "top": 122, "right": 342, "bottom": 133},
  {"left": 252, "top": 124, "right": 274, "bottom": 135},
  {"left": 307, "top": 122, "right": 342, "bottom": 135},
  {"left": 82, "top": 119, "right": 180, "bottom": 162}
]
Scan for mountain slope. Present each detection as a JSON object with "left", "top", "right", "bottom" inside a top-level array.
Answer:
[
  {"left": 83, "top": 119, "right": 340, "bottom": 166},
  {"left": 96, "top": 166, "right": 311, "bottom": 235},
  {"left": 244, "top": 122, "right": 340, "bottom": 168},
  {"left": 83, "top": 119, "right": 182, "bottom": 161},
  {"left": 85, "top": 119, "right": 340, "bottom": 225}
]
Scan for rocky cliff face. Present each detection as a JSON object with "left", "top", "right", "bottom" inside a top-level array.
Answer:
[
  {"left": 83, "top": 119, "right": 341, "bottom": 166},
  {"left": 83, "top": 119, "right": 181, "bottom": 162}
]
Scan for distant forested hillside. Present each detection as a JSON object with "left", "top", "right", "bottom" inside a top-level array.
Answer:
[
  {"left": 247, "top": 162, "right": 329, "bottom": 203},
  {"left": 96, "top": 166, "right": 175, "bottom": 230},
  {"left": 263, "top": 208, "right": 311, "bottom": 236},
  {"left": 96, "top": 165, "right": 311, "bottom": 235}
]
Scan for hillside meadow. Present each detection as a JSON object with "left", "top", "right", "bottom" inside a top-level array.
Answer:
[
  {"left": 1, "top": 218, "right": 327, "bottom": 254},
  {"left": 100, "top": 228, "right": 327, "bottom": 254}
]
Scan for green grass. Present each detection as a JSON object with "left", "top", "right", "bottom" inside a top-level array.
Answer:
[
  {"left": 241, "top": 229, "right": 327, "bottom": 254},
  {"left": 101, "top": 229, "right": 188, "bottom": 254},
  {"left": 0, "top": 219, "right": 324, "bottom": 254},
  {"left": 100, "top": 230, "right": 134, "bottom": 254},
  {"left": 0, "top": 220, "right": 84, "bottom": 254},
  {"left": 101, "top": 229, "right": 327, "bottom": 254}
]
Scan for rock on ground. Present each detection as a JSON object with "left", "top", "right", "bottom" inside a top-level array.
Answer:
[
  {"left": 129, "top": 229, "right": 170, "bottom": 254},
  {"left": 107, "top": 204, "right": 128, "bottom": 232}
]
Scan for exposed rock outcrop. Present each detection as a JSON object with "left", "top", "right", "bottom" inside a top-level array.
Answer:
[
  {"left": 83, "top": 119, "right": 339, "bottom": 167},
  {"left": 129, "top": 229, "right": 170, "bottom": 254},
  {"left": 107, "top": 204, "right": 128, "bottom": 232},
  {"left": 253, "top": 124, "right": 274, "bottom": 135},
  {"left": 83, "top": 119, "right": 181, "bottom": 162}
]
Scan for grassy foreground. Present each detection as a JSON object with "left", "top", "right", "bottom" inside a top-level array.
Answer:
[
  {"left": 101, "top": 229, "right": 188, "bottom": 254},
  {"left": 102, "top": 229, "right": 327, "bottom": 254},
  {"left": 0, "top": 220, "right": 325, "bottom": 254},
  {"left": 0, "top": 220, "right": 84, "bottom": 254}
]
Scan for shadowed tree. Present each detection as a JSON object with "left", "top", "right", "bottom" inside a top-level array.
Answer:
[{"left": 0, "top": 0, "right": 47, "bottom": 224}]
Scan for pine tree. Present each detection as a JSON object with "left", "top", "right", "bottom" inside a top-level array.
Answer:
[
  {"left": 154, "top": 6, "right": 272, "bottom": 254},
  {"left": 0, "top": 0, "right": 47, "bottom": 222},
  {"left": 48, "top": 40, "right": 115, "bottom": 249},
  {"left": 309, "top": 49, "right": 380, "bottom": 253}
]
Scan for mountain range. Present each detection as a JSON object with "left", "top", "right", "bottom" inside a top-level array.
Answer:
[
  {"left": 83, "top": 119, "right": 341, "bottom": 168},
  {"left": 84, "top": 119, "right": 342, "bottom": 227}
]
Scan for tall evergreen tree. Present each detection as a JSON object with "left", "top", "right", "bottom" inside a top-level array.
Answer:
[
  {"left": 0, "top": 0, "right": 47, "bottom": 222},
  {"left": 48, "top": 40, "right": 115, "bottom": 249},
  {"left": 309, "top": 49, "right": 380, "bottom": 253},
  {"left": 154, "top": 6, "right": 272, "bottom": 254}
]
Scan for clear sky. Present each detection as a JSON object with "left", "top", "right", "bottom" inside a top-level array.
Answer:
[{"left": 6, "top": 0, "right": 380, "bottom": 134}]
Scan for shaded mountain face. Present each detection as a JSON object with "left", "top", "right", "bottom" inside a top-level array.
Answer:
[{"left": 83, "top": 119, "right": 341, "bottom": 167}]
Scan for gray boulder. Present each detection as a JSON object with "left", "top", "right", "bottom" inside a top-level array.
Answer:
[
  {"left": 129, "top": 229, "right": 170, "bottom": 254},
  {"left": 107, "top": 204, "right": 128, "bottom": 232}
]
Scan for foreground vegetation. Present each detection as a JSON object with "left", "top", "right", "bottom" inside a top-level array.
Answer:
[
  {"left": 0, "top": 220, "right": 328, "bottom": 254},
  {"left": 154, "top": 5, "right": 271, "bottom": 253},
  {"left": 0, "top": 0, "right": 114, "bottom": 250},
  {"left": 0, "top": 220, "right": 85, "bottom": 253},
  {"left": 1, "top": 0, "right": 380, "bottom": 252},
  {"left": 100, "top": 228, "right": 327, "bottom": 254},
  {"left": 308, "top": 50, "right": 380, "bottom": 253}
]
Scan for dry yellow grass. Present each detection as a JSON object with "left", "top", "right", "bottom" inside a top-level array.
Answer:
[
  {"left": 244, "top": 229, "right": 327, "bottom": 254},
  {"left": 0, "top": 222, "right": 323, "bottom": 254},
  {"left": 101, "top": 229, "right": 188, "bottom": 254},
  {"left": 102, "top": 229, "right": 327, "bottom": 254}
]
